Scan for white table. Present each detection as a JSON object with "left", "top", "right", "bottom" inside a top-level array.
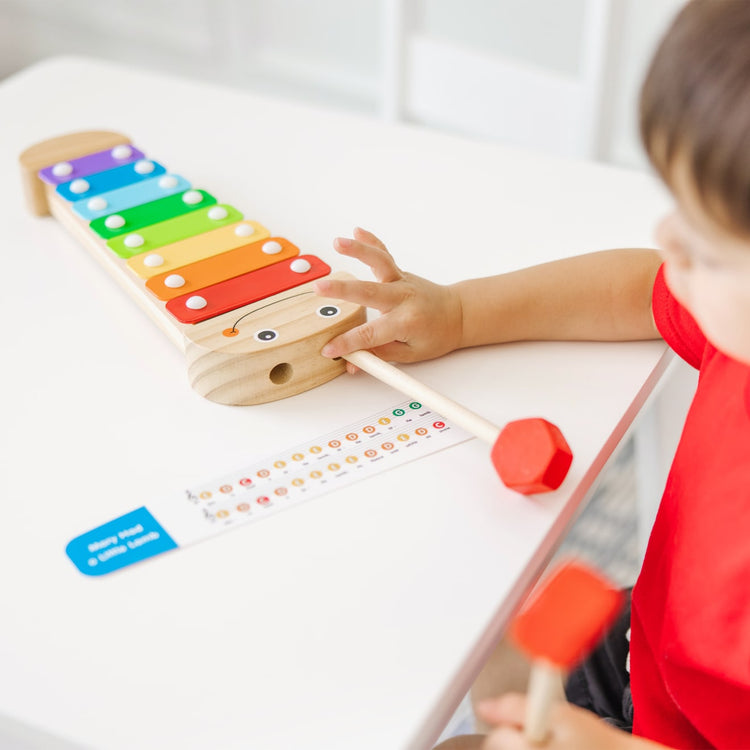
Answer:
[{"left": 0, "top": 57, "right": 672, "bottom": 750}]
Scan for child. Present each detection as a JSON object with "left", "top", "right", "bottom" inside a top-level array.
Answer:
[{"left": 313, "top": 1, "right": 750, "bottom": 748}]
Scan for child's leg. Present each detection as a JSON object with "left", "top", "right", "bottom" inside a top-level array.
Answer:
[{"left": 564, "top": 590, "right": 633, "bottom": 730}]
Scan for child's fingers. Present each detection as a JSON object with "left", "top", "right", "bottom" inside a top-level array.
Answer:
[
  {"left": 333, "top": 236, "right": 401, "bottom": 283},
  {"left": 477, "top": 693, "right": 527, "bottom": 729},
  {"left": 477, "top": 695, "right": 528, "bottom": 750},
  {"left": 352, "top": 226, "right": 389, "bottom": 252},
  {"left": 313, "top": 277, "right": 404, "bottom": 312},
  {"left": 320, "top": 316, "right": 405, "bottom": 359}
]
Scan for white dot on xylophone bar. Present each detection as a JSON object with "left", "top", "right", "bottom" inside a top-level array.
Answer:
[
  {"left": 111, "top": 145, "right": 133, "bottom": 160},
  {"left": 164, "top": 274, "right": 185, "bottom": 288},
  {"left": 182, "top": 190, "right": 203, "bottom": 205},
  {"left": 70, "top": 179, "right": 90, "bottom": 195},
  {"left": 158, "top": 175, "right": 178, "bottom": 189},
  {"left": 87, "top": 197, "right": 107, "bottom": 211},
  {"left": 134, "top": 160, "right": 155, "bottom": 175},
  {"left": 143, "top": 253, "right": 164, "bottom": 267},
  {"left": 52, "top": 162, "right": 73, "bottom": 178},
  {"left": 124, "top": 234, "right": 145, "bottom": 249},
  {"left": 235, "top": 223, "right": 255, "bottom": 237},
  {"left": 208, "top": 206, "right": 228, "bottom": 220},
  {"left": 262, "top": 241, "right": 283, "bottom": 255},
  {"left": 290, "top": 258, "right": 312, "bottom": 273},
  {"left": 186, "top": 296, "right": 208, "bottom": 310},
  {"left": 105, "top": 215, "right": 125, "bottom": 230}
]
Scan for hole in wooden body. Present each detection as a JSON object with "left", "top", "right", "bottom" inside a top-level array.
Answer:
[{"left": 269, "top": 363, "right": 293, "bottom": 384}]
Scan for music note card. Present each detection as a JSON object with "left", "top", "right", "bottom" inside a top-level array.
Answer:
[{"left": 66, "top": 400, "right": 472, "bottom": 576}]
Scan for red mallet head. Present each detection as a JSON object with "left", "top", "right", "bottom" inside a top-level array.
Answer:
[
  {"left": 511, "top": 561, "right": 624, "bottom": 671},
  {"left": 492, "top": 418, "right": 573, "bottom": 495}
]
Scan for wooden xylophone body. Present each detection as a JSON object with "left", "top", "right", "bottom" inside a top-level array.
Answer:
[{"left": 19, "top": 131, "right": 366, "bottom": 405}]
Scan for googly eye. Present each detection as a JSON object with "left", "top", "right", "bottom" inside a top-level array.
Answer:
[
  {"left": 254, "top": 329, "right": 279, "bottom": 343},
  {"left": 316, "top": 305, "right": 341, "bottom": 318}
]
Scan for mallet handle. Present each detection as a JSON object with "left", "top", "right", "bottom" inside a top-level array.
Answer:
[
  {"left": 344, "top": 350, "right": 500, "bottom": 445},
  {"left": 524, "top": 660, "right": 563, "bottom": 744}
]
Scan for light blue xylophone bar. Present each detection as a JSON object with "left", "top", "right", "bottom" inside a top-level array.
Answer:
[
  {"left": 56, "top": 160, "right": 167, "bottom": 202},
  {"left": 71, "top": 173, "right": 192, "bottom": 221}
]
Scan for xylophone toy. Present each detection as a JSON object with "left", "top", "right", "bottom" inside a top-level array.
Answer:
[
  {"left": 19, "top": 130, "right": 366, "bottom": 406},
  {"left": 20, "top": 130, "right": 573, "bottom": 495}
]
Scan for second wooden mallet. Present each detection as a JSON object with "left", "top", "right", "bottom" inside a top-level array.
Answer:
[{"left": 511, "top": 560, "right": 625, "bottom": 743}]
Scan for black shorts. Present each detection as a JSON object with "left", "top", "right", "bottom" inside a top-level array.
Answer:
[{"left": 564, "top": 589, "right": 633, "bottom": 732}]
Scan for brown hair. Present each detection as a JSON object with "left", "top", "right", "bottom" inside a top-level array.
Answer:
[{"left": 640, "top": 0, "right": 750, "bottom": 236}]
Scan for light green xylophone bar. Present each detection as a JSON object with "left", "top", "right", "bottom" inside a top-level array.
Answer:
[{"left": 107, "top": 204, "right": 242, "bottom": 259}]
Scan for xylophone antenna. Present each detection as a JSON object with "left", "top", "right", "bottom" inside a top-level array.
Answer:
[{"left": 343, "top": 351, "right": 573, "bottom": 494}]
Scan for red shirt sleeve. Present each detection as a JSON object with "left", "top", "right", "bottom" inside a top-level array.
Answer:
[{"left": 651, "top": 264, "right": 708, "bottom": 370}]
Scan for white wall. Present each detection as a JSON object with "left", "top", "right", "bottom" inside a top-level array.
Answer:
[
  {"left": 400, "top": 0, "right": 686, "bottom": 166},
  {"left": 0, "top": 0, "right": 685, "bottom": 168},
  {"left": 606, "top": 0, "right": 689, "bottom": 167},
  {"left": 419, "top": 0, "right": 587, "bottom": 76}
]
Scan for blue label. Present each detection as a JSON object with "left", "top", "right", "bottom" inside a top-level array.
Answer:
[{"left": 66, "top": 507, "right": 178, "bottom": 576}]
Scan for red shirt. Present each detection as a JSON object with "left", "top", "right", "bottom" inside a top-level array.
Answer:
[{"left": 631, "top": 266, "right": 750, "bottom": 748}]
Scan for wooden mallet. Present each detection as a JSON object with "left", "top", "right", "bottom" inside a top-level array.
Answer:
[
  {"left": 510, "top": 560, "right": 625, "bottom": 743},
  {"left": 343, "top": 350, "right": 573, "bottom": 494}
]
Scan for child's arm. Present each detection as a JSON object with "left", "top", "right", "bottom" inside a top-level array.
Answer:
[
  {"left": 314, "top": 228, "right": 662, "bottom": 365},
  {"left": 477, "top": 693, "right": 672, "bottom": 750}
]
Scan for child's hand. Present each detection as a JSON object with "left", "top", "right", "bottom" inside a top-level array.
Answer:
[
  {"left": 313, "top": 228, "right": 463, "bottom": 371},
  {"left": 477, "top": 693, "right": 663, "bottom": 750}
]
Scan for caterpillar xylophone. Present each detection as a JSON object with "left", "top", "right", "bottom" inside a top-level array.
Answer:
[
  {"left": 19, "top": 130, "right": 366, "bottom": 406},
  {"left": 20, "top": 130, "right": 573, "bottom": 495}
]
